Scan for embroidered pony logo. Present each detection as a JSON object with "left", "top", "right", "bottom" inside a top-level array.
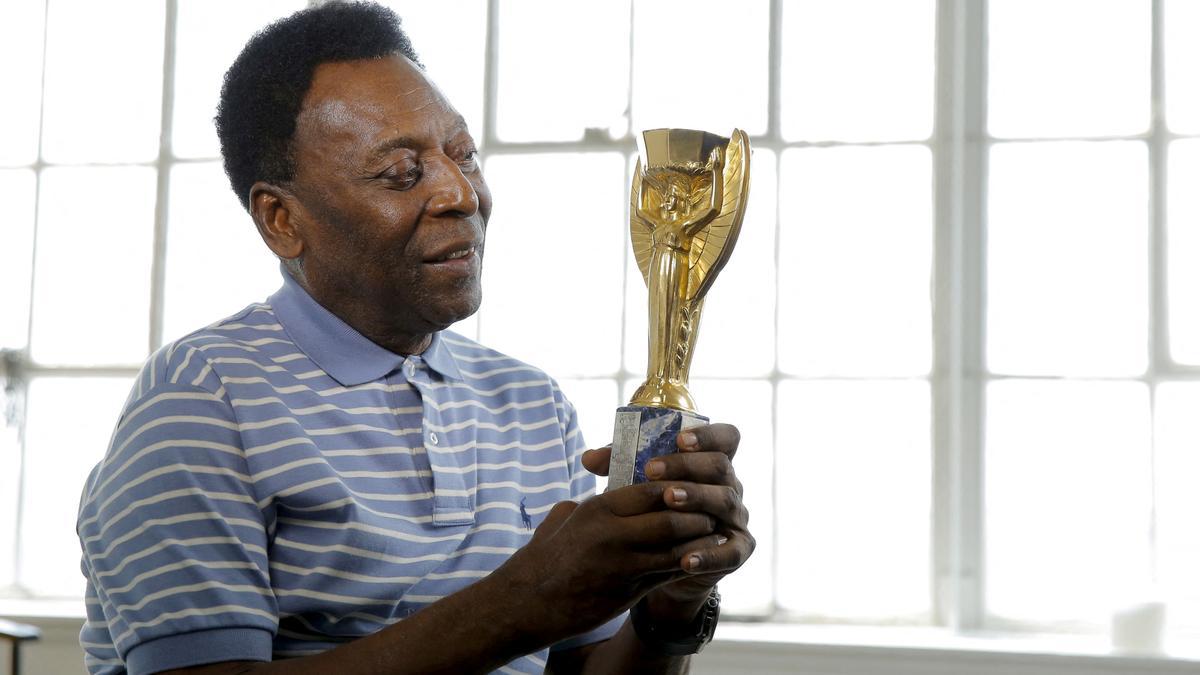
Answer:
[{"left": 519, "top": 497, "right": 532, "bottom": 530}]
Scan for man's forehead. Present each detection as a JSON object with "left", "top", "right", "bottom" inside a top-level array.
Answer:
[{"left": 298, "top": 55, "right": 459, "bottom": 149}]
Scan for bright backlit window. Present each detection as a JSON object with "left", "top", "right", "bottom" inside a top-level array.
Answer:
[{"left": 1, "top": 0, "right": 1198, "bottom": 650}]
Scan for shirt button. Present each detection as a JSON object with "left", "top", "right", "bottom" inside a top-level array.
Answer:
[
  {"left": 429, "top": 432, "right": 439, "bottom": 445},
  {"left": 406, "top": 362, "right": 416, "bottom": 376}
]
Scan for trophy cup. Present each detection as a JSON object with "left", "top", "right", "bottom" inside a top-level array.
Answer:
[{"left": 607, "top": 128, "right": 751, "bottom": 490}]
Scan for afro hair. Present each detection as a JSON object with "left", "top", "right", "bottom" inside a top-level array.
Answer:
[{"left": 215, "top": 1, "right": 422, "bottom": 210}]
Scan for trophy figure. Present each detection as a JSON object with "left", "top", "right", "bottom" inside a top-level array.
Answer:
[{"left": 607, "top": 128, "right": 751, "bottom": 490}]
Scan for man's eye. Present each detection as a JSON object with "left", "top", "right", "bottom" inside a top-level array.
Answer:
[
  {"left": 458, "top": 150, "right": 479, "bottom": 169},
  {"left": 379, "top": 166, "right": 420, "bottom": 189}
]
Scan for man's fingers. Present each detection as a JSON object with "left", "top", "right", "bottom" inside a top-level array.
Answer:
[
  {"left": 635, "top": 533, "right": 734, "bottom": 576},
  {"left": 581, "top": 446, "right": 612, "bottom": 477},
  {"left": 644, "top": 451, "right": 736, "bottom": 488},
  {"left": 660, "top": 482, "right": 749, "bottom": 529},
  {"left": 679, "top": 531, "right": 755, "bottom": 575},
  {"left": 677, "top": 422, "right": 741, "bottom": 459},
  {"left": 621, "top": 510, "right": 717, "bottom": 546},
  {"left": 600, "top": 481, "right": 670, "bottom": 517}
]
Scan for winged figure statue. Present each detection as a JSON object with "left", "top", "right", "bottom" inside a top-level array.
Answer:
[{"left": 628, "top": 128, "right": 751, "bottom": 413}]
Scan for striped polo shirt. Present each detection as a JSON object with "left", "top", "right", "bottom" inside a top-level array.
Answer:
[{"left": 77, "top": 271, "right": 621, "bottom": 675}]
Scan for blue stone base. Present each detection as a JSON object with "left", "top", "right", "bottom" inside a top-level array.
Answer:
[{"left": 607, "top": 405, "right": 709, "bottom": 490}]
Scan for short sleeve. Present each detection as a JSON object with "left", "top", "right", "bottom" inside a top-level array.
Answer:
[{"left": 77, "top": 382, "right": 277, "bottom": 674}]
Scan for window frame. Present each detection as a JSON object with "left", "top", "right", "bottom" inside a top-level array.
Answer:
[{"left": 0, "top": 0, "right": 1195, "bottom": 641}]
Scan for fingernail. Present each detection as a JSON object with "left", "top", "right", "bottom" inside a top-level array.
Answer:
[
  {"left": 687, "top": 554, "right": 703, "bottom": 571},
  {"left": 645, "top": 461, "right": 664, "bottom": 479},
  {"left": 679, "top": 431, "right": 698, "bottom": 450},
  {"left": 716, "top": 535, "right": 728, "bottom": 546},
  {"left": 670, "top": 487, "right": 687, "bottom": 503}
]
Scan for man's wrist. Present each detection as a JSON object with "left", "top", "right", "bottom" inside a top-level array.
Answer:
[
  {"left": 641, "top": 584, "right": 713, "bottom": 623},
  {"left": 631, "top": 587, "right": 721, "bottom": 656}
]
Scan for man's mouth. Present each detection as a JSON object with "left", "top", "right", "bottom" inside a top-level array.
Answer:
[{"left": 425, "top": 244, "right": 478, "bottom": 264}]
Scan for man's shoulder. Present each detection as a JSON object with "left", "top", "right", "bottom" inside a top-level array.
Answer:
[{"left": 136, "top": 302, "right": 294, "bottom": 397}]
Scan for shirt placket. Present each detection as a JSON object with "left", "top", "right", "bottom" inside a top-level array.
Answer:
[{"left": 404, "top": 355, "right": 475, "bottom": 527}]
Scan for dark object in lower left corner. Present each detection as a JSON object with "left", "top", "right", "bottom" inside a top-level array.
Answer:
[{"left": 0, "top": 617, "right": 41, "bottom": 675}]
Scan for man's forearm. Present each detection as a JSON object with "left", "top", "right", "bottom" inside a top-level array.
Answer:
[
  {"left": 570, "top": 620, "right": 690, "bottom": 675},
  {"left": 168, "top": 570, "right": 554, "bottom": 675},
  {"left": 569, "top": 591, "right": 710, "bottom": 675}
]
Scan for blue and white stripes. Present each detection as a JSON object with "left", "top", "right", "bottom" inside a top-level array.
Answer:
[{"left": 77, "top": 274, "right": 614, "bottom": 675}]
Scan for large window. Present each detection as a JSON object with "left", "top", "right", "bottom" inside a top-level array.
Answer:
[{"left": 1, "top": 0, "right": 1198, "bottom": 650}]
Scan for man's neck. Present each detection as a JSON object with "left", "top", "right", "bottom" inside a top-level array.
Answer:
[{"left": 291, "top": 271, "right": 433, "bottom": 357}]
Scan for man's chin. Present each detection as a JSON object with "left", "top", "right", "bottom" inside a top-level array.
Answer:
[{"left": 422, "top": 290, "right": 482, "bottom": 332}]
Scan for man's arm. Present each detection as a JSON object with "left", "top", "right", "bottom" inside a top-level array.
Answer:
[{"left": 159, "top": 481, "right": 715, "bottom": 675}]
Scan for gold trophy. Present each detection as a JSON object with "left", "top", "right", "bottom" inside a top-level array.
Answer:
[{"left": 608, "top": 128, "right": 751, "bottom": 489}]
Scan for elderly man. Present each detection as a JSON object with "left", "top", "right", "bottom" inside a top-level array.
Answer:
[{"left": 76, "top": 3, "right": 753, "bottom": 674}]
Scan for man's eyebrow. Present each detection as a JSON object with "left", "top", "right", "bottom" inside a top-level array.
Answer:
[
  {"left": 368, "top": 135, "right": 422, "bottom": 161},
  {"left": 447, "top": 116, "right": 470, "bottom": 140},
  {"left": 368, "top": 117, "right": 473, "bottom": 161}
]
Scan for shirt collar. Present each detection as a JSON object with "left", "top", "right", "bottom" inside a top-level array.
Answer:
[{"left": 269, "top": 267, "right": 464, "bottom": 386}]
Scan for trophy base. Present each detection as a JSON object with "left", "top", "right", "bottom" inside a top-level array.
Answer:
[{"left": 607, "top": 405, "right": 709, "bottom": 490}]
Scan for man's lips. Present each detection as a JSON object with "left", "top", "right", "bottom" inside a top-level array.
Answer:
[{"left": 422, "top": 242, "right": 479, "bottom": 264}]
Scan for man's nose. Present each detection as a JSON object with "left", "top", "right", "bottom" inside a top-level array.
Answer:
[{"left": 427, "top": 154, "right": 479, "bottom": 218}]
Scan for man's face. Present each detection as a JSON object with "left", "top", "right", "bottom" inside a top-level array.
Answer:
[{"left": 285, "top": 54, "right": 492, "bottom": 341}]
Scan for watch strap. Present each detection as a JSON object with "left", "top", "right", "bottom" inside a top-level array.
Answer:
[{"left": 630, "top": 588, "right": 721, "bottom": 657}]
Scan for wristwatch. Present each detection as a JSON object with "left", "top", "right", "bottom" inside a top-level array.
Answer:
[{"left": 631, "top": 588, "right": 721, "bottom": 656}]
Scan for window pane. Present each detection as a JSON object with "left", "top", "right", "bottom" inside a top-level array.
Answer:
[
  {"left": 776, "top": 379, "right": 931, "bottom": 620},
  {"left": 479, "top": 153, "right": 625, "bottom": 376},
  {"left": 0, "top": 388, "right": 19, "bottom": 589},
  {"left": 782, "top": 0, "right": 934, "bottom": 142},
  {"left": 624, "top": 222, "right": 649, "bottom": 377},
  {"left": 0, "top": 0, "right": 45, "bottom": 166},
  {"left": 989, "top": 0, "right": 1149, "bottom": 138},
  {"left": 31, "top": 167, "right": 156, "bottom": 366},
  {"left": 0, "top": 170, "right": 36, "bottom": 349},
  {"left": 19, "top": 376, "right": 133, "bottom": 597},
  {"left": 172, "top": 0, "right": 304, "bottom": 159},
  {"left": 41, "top": 0, "right": 164, "bottom": 163},
  {"left": 987, "top": 141, "right": 1148, "bottom": 376},
  {"left": 1167, "top": 139, "right": 1200, "bottom": 364},
  {"left": 691, "top": 378, "right": 773, "bottom": 616},
  {"left": 384, "top": 0, "right": 488, "bottom": 143},
  {"left": 632, "top": 0, "right": 769, "bottom": 136},
  {"left": 986, "top": 380, "right": 1152, "bottom": 626},
  {"left": 625, "top": 150, "right": 777, "bottom": 378},
  {"left": 778, "top": 146, "right": 932, "bottom": 377},
  {"left": 1166, "top": 0, "right": 1200, "bottom": 135},
  {"left": 1153, "top": 383, "right": 1200, "bottom": 640},
  {"left": 693, "top": 149, "right": 776, "bottom": 378},
  {"left": 559, "top": 377, "right": 618, "bottom": 494},
  {"left": 495, "top": 0, "right": 630, "bottom": 142},
  {"left": 558, "top": 378, "right": 619, "bottom": 453},
  {"left": 163, "top": 163, "right": 280, "bottom": 344}
]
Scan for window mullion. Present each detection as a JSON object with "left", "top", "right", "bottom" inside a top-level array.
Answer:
[
  {"left": 1150, "top": 0, "right": 1168, "bottom": 375},
  {"left": 766, "top": 0, "right": 784, "bottom": 620},
  {"left": 1148, "top": 0, "right": 1167, "bottom": 591},
  {"left": 482, "top": 0, "right": 500, "bottom": 151},
  {"left": 148, "top": 0, "right": 179, "bottom": 353},
  {"left": 932, "top": 0, "right": 987, "bottom": 632}
]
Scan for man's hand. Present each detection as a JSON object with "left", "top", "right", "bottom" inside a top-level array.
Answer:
[
  {"left": 491, "top": 475, "right": 724, "bottom": 652},
  {"left": 582, "top": 423, "right": 755, "bottom": 615}
]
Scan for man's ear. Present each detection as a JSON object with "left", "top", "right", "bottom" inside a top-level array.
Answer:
[{"left": 250, "top": 181, "right": 304, "bottom": 260}]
